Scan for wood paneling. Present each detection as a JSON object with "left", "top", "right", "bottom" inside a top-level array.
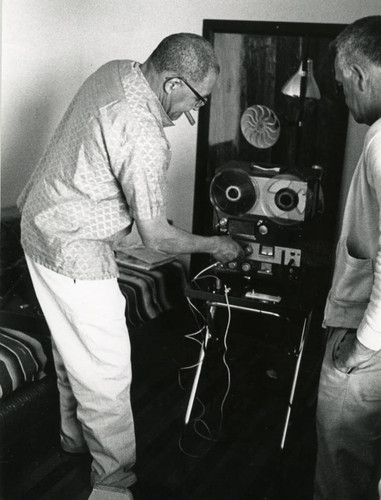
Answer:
[{"left": 192, "top": 21, "right": 348, "bottom": 277}]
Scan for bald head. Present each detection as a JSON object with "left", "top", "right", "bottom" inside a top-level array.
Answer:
[{"left": 149, "top": 33, "right": 220, "bottom": 84}]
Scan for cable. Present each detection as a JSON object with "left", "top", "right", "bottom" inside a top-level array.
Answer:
[
  {"left": 177, "top": 298, "right": 207, "bottom": 393},
  {"left": 178, "top": 266, "right": 233, "bottom": 456},
  {"left": 186, "top": 297, "right": 205, "bottom": 322},
  {"left": 178, "top": 397, "right": 215, "bottom": 458},
  {"left": 184, "top": 325, "right": 205, "bottom": 347},
  {"left": 191, "top": 262, "right": 219, "bottom": 283},
  {"left": 178, "top": 285, "right": 233, "bottom": 459},
  {"left": 185, "top": 296, "right": 205, "bottom": 338},
  {"left": 191, "top": 274, "right": 220, "bottom": 287}
]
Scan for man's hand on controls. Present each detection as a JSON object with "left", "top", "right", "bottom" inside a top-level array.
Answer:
[
  {"left": 212, "top": 236, "right": 245, "bottom": 264},
  {"left": 335, "top": 330, "right": 376, "bottom": 372}
]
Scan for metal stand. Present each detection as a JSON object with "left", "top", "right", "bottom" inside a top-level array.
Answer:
[
  {"left": 184, "top": 305, "right": 214, "bottom": 425},
  {"left": 280, "top": 309, "right": 312, "bottom": 449},
  {"left": 184, "top": 291, "right": 313, "bottom": 450}
]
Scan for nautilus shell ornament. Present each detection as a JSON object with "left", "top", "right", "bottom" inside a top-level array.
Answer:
[{"left": 240, "top": 105, "right": 281, "bottom": 149}]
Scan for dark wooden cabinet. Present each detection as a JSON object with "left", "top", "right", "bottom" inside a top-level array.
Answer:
[{"left": 191, "top": 20, "right": 349, "bottom": 296}]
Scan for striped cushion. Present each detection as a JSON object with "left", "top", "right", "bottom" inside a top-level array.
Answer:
[
  {"left": 0, "top": 327, "right": 47, "bottom": 399},
  {"left": 118, "top": 260, "right": 187, "bottom": 328},
  {"left": 0, "top": 261, "right": 186, "bottom": 396}
]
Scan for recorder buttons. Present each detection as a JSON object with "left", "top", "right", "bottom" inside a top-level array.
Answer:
[
  {"left": 217, "top": 217, "right": 228, "bottom": 234},
  {"left": 257, "top": 223, "right": 269, "bottom": 235},
  {"left": 241, "top": 262, "right": 251, "bottom": 273},
  {"left": 260, "top": 245, "right": 274, "bottom": 257},
  {"left": 244, "top": 245, "right": 253, "bottom": 256}
]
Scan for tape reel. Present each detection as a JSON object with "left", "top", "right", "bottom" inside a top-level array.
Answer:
[
  {"left": 261, "top": 174, "right": 307, "bottom": 226},
  {"left": 210, "top": 168, "right": 257, "bottom": 216}
]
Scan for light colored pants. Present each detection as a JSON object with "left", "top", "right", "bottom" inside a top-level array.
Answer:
[
  {"left": 26, "top": 256, "right": 136, "bottom": 493},
  {"left": 314, "top": 327, "right": 381, "bottom": 500}
]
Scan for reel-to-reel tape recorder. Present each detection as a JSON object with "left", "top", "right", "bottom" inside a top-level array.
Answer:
[{"left": 210, "top": 160, "right": 322, "bottom": 284}]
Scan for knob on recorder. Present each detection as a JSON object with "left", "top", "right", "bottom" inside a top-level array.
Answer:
[
  {"left": 241, "top": 262, "right": 251, "bottom": 272},
  {"left": 257, "top": 223, "right": 269, "bottom": 235},
  {"left": 244, "top": 245, "right": 253, "bottom": 255}
]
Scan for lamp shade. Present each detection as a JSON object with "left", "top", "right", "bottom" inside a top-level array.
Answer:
[{"left": 281, "top": 58, "right": 321, "bottom": 100}]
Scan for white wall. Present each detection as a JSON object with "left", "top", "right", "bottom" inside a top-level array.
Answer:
[{"left": 2, "top": 0, "right": 381, "bottom": 236}]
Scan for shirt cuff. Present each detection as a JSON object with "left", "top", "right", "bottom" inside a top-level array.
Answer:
[{"left": 357, "top": 318, "right": 381, "bottom": 350}]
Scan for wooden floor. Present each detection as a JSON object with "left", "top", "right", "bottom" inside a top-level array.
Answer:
[{"left": 3, "top": 301, "right": 325, "bottom": 500}]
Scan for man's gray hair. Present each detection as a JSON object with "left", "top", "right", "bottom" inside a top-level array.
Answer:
[
  {"left": 150, "top": 33, "right": 220, "bottom": 83},
  {"left": 333, "top": 16, "right": 381, "bottom": 71}
]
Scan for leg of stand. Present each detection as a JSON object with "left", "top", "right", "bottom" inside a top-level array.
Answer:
[
  {"left": 184, "top": 304, "right": 215, "bottom": 425},
  {"left": 280, "top": 310, "right": 312, "bottom": 450}
]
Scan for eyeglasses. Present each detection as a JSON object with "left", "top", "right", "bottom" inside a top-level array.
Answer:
[{"left": 166, "top": 76, "right": 208, "bottom": 107}]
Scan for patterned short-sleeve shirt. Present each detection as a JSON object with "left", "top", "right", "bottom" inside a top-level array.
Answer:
[{"left": 17, "top": 60, "right": 174, "bottom": 280}]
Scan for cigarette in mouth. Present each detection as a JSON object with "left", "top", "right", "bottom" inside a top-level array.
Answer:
[{"left": 185, "top": 111, "right": 195, "bottom": 126}]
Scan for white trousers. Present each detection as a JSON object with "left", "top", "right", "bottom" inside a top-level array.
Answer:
[
  {"left": 314, "top": 328, "right": 381, "bottom": 500},
  {"left": 26, "top": 256, "right": 136, "bottom": 492}
]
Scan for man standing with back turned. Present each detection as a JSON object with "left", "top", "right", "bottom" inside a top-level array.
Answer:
[
  {"left": 314, "top": 16, "right": 381, "bottom": 500},
  {"left": 17, "top": 33, "right": 243, "bottom": 500}
]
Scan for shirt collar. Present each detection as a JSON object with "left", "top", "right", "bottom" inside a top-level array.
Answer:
[{"left": 134, "top": 62, "right": 174, "bottom": 128}]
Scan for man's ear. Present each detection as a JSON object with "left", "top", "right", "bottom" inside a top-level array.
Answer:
[
  {"left": 351, "top": 64, "right": 368, "bottom": 92},
  {"left": 163, "top": 77, "right": 181, "bottom": 96}
]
